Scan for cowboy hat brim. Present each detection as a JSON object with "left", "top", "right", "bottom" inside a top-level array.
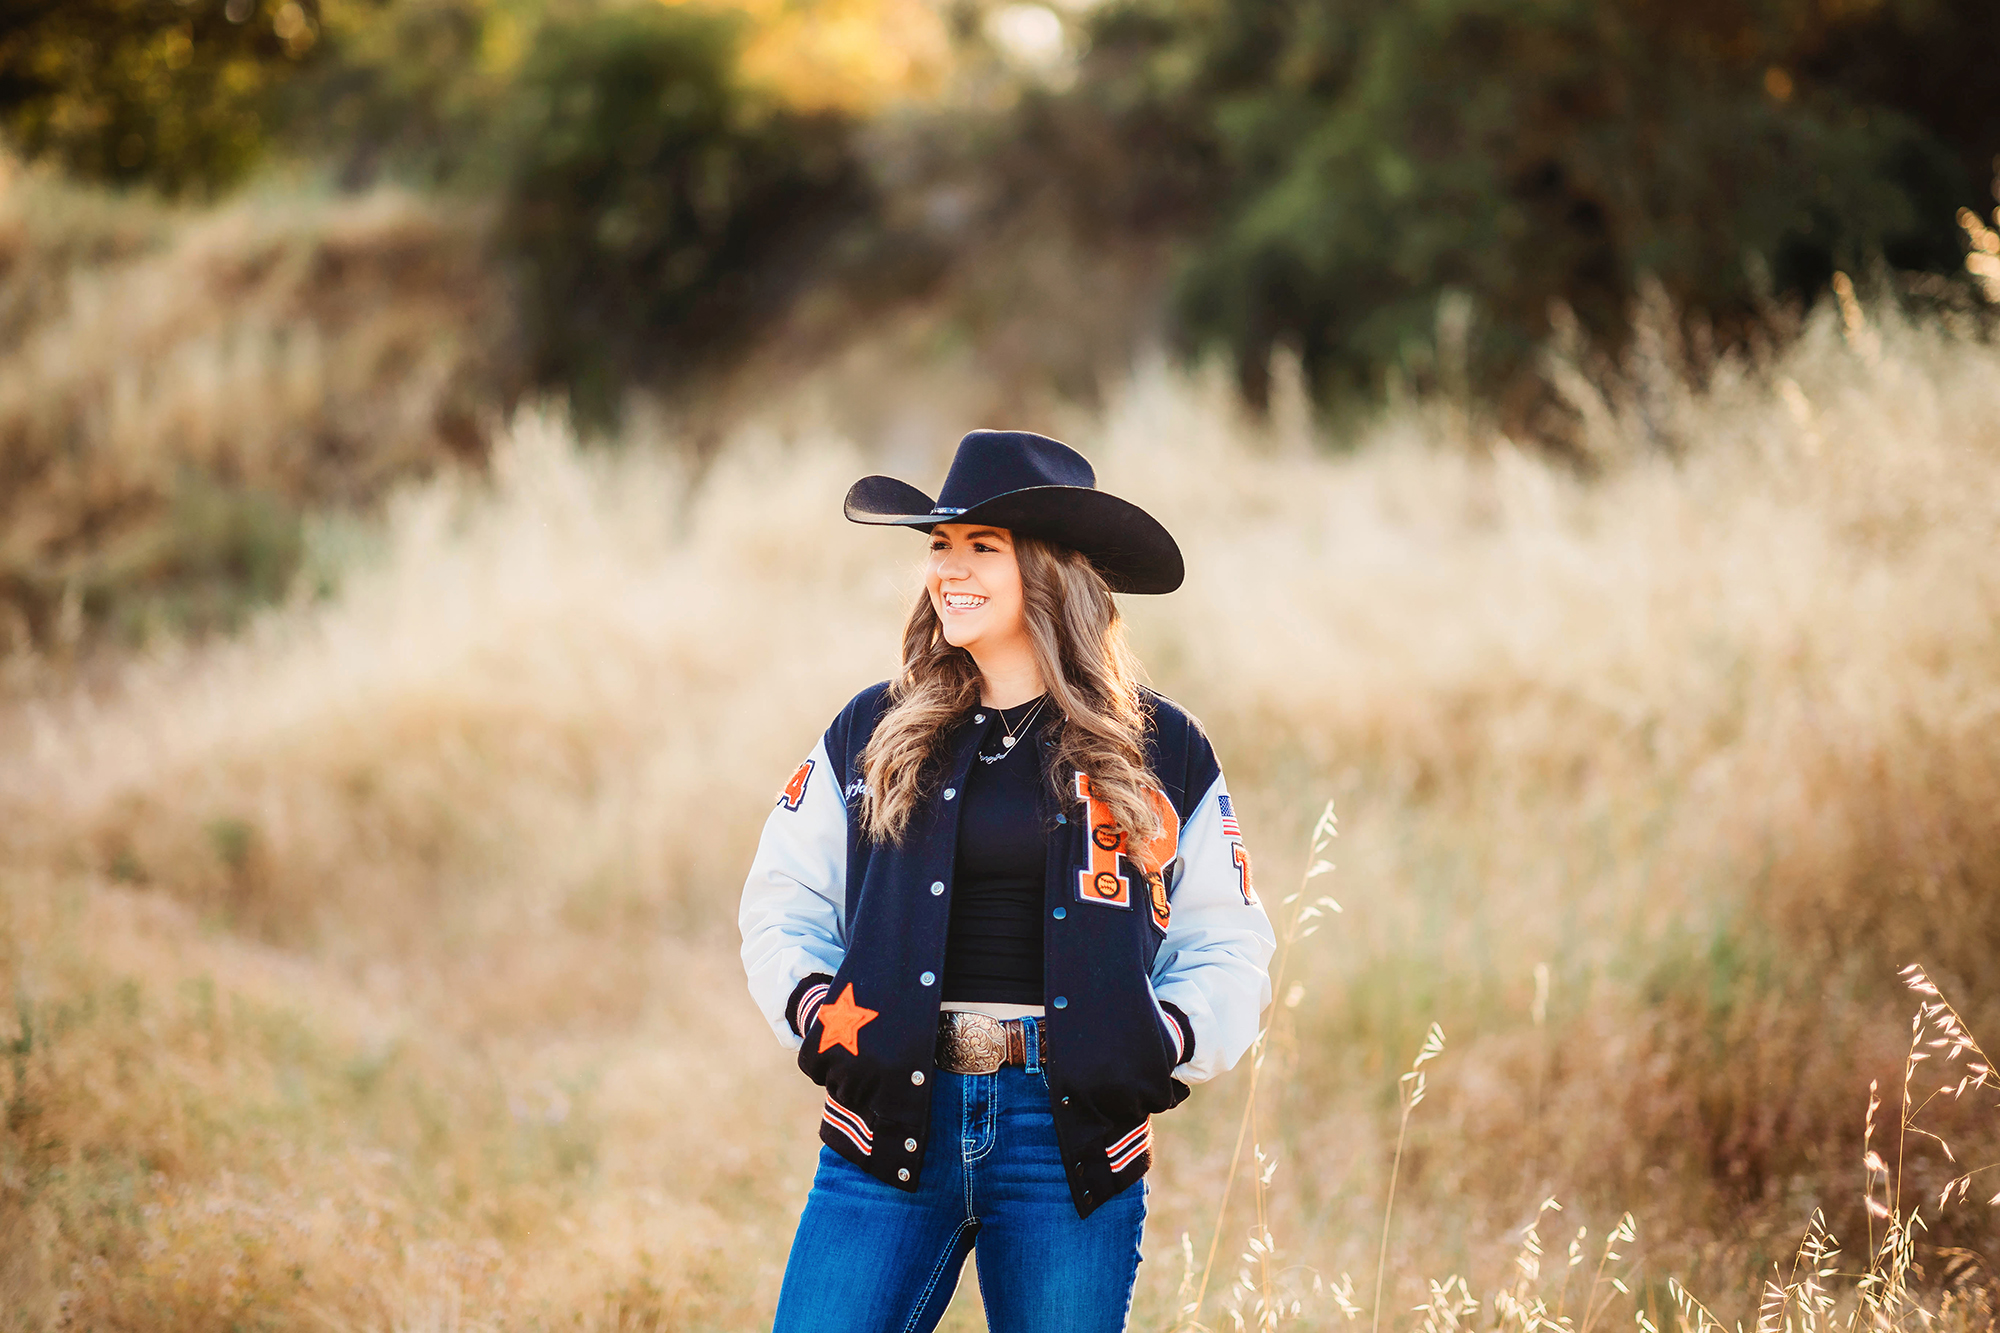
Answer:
[{"left": 844, "top": 478, "right": 1185, "bottom": 595}]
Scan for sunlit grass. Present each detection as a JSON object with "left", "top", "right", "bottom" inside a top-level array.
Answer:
[{"left": 3, "top": 291, "right": 1998, "bottom": 1326}]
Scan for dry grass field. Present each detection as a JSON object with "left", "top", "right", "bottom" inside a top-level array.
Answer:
[
  {"left": 2, "top": 283, "right": 1998, "bottom": 1330},
  {"left": 0, "top": 170, "right": 508, "bottom": 657}
]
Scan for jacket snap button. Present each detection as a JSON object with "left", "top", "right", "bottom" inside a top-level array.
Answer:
[
  {"left": 1053, "top": 996, "right": 1068, "bottom": 1009},
  {"left": 920, "top": 971, "right": 935, "bottom": 986},
  {"left": 1052, "top": 907, "right": 1066, "bottom": 920},
  {"left": 911, "top": 1071, "right": 925, "bottom": 1085},
  {"left": 1061, "top": 1096, "right": 1071, "bottom": 1105},
  {"left": 898, "top": 1168, "right": 911, "bottom": 1182},
  {"left": 905, "top": 1138, "right": 918, "bottom": 1152},
  {"left": 975, "top": 714, "right": 985, "bottom": 723},
  {"left": 930, "top": 881, "right": 945, "bottom": 895},
  {"left": 942, "top": 787, "right": 956, "bottom": 800}
]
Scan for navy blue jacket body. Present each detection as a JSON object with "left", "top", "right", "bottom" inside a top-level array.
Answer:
[{"left": 740, "top": 683, "right": 1275, "bottom": 1218}]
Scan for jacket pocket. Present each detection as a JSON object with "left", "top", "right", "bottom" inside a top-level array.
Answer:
[{"left": 821, "top": 1093, "right": 874, "bottom": 1156}]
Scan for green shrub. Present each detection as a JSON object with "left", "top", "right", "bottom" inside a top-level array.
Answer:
[
  {"left": 491, "top": 4, "right": 867, "bottom": 422},
  {"left": 1069, "top": 0, "right": 1996, "bottom": 403},
  {"left": 0, "top": 0, "right": 539, "bottom": 196},
  {"left": 80, "top": 473, "right": 307, "bottom": 644},
  {"left": 280, "top": 0, "right": 520, "bottom": 188},
  {"left": 0, "top": 0, "right": 323, "bottom": 195}
]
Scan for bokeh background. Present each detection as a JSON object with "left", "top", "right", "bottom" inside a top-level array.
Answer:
[{"left": 2, "top": 0, "right": 1999, "bottom": 1328}]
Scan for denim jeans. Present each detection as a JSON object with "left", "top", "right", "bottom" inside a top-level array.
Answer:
[{"left": 772, "top": 1030, "right": 1147, "bottom": 1333}]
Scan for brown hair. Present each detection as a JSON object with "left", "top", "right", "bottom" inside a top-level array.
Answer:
[{"left": 858, "top": 534, "right": 1161, "bottom": 848}]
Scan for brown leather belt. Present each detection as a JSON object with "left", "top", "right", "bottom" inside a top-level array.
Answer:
[{"left": 936, "top": 1011, "right": 1033, "bottom": 1075}]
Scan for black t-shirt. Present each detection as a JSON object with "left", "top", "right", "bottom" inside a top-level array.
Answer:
[{"left": 941, "top": 698, "right": 1056, "bottom": 1005}]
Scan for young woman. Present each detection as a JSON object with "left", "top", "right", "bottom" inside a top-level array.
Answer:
[{"left": 740, "top": 430, "right": 1275, "bottom": 1333}]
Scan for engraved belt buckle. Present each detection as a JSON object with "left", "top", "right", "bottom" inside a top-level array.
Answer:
[{"left": 937, "top": 1013, "right": 1008, "bottom": 1075}]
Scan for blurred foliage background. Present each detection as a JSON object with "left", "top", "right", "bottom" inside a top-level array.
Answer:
[
  {"left": 0, "top": 1, "right": 1977, "bottom": 651},
  {"left": 1068, "top": 0, "right": 1998, "bottom": 405},
  {"left": 5, "top": 0, "right": 1993, "bottom": 400},
  {"left": 1, "top": 0, "right": 1993, "bottom": 657}
]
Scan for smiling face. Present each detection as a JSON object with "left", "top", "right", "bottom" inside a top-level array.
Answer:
[{"left": 926, "top": 523, "right": 1029, "bottom": 659}]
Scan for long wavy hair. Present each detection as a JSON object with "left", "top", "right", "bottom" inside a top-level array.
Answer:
[{"left": 858, "top": 534, "right": 1162, "bottom": 848}]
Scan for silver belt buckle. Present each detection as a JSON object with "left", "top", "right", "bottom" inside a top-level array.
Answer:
[{"left": 938, "top": 1012, "right": 1008, "bottom": 1075}]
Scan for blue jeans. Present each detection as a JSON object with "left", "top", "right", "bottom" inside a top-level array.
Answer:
[{"left": 772, "top": 1045, "right": 1147, "bottom": 1333}]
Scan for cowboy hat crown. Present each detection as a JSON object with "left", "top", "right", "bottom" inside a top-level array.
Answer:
[{"left": 844, "top": 430, "right": 1184, "bottom": 595}]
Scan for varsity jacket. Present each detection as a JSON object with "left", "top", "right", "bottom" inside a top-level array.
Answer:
[{"left": 739, "top": 682, "right": 1275, "bottom": 1218}]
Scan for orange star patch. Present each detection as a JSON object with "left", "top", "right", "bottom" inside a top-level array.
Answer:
[{"left": 815, "top": 983, "right": 879, "bottom": 1056}]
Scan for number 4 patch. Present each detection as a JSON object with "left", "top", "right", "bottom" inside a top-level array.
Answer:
[{"left": 778, "top": 758, "right": 814, "bottom": 811}]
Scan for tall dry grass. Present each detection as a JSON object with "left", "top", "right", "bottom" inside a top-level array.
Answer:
[
  {"left": 1, "top": 289, "right": 1997, "bottom": 1329},
  {"left": 0, "top": 166, "right": 510, "bottom": 657}
]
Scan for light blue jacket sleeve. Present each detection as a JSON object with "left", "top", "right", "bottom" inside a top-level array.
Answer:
[
  {"left": 738, "top": 737, "right": 849, "bottom": 1049},
  {"left": 1151, "top": 771, "right": 1275, "bottom": 1084}
]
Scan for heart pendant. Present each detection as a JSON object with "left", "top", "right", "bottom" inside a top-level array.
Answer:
[{"left": 1002, "top": 736, "right": 1017, "bottom": 748}]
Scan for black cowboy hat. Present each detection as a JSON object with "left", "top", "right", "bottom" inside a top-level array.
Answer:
[{"left": 843, "top": 430, "right": 1184, "bottom": 595}]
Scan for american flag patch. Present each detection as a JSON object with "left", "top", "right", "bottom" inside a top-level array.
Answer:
[{"left": 1218, "top": 794, "right": 1241, "bottom": 838}]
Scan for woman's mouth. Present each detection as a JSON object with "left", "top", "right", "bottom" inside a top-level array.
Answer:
[{"left": 942, "top": 592, "right": 987, "bottom": 611}]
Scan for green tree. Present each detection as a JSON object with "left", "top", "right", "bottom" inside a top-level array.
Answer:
[
  {"left": 1067, "top": 0, "right": 1997, "bottom": 403},
  {"left": 493, "top": 4, "right": 866, "bottom": 420},
  {"left": 0, "top": 0, "right": 323, "bottom": 193},
  {"left": 281, "top": 0, "right": 528, "bottom": 188}
]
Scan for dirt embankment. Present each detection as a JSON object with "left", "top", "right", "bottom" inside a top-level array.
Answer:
[{"left": 0, "top": 175, "right": 516, "bottom": 658}]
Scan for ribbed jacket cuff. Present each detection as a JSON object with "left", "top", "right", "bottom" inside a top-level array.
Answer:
[
  {"left": 1161, "top": 1000, "right": 1196, "bottom": 1067},
  {"left": 787, "top": 973, "right": 836, "bottom": 1037}
]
